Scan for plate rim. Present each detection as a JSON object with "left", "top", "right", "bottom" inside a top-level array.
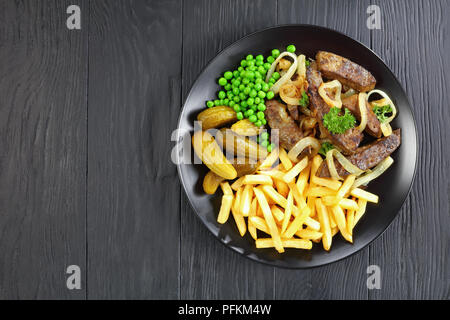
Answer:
[{"left": 176, "top": 24, "right": 418, "bottom": 269}]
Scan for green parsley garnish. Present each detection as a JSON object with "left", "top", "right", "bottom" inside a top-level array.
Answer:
[
  {"left": 305, "top": 60, "right": 310, "bottom": 67},
  {"left": 318, "top": 142, "right": 334, "bottom": 157},
  {"left": 322, "top": 107, "right": 356, "bottom": 134},
  {"left": 373, "top": 104, "right": 393, "bottom": 123},
  {"left": 299, "top": 92, "right": 309, "bottom": 107}
]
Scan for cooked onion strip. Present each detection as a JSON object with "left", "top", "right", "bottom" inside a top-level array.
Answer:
[
  {"left": 287, "top": 137, "right": 320, "bottom": 162},
  {"left": 296, "top": 54, "right": 306, "bottom": 79},
  {"left": 352, "top": 157, "right": 394, "bottom": 189},
  {"left": 356, "top": 92, "right": 368, "bottom": 133},
  {"left": 367, "top": 89, "right": 397, "bottom": 137},
  {"left": 279, "top": 83, "right": 301, "bottom": 105},
  {"left": 266, "top": 52, "right": 298, "bottom": 94},
  {"left": 342, "top": 88, "right": 357, "bottom": 98},
  {"left": 326, "top": 149, "right": 365, "bottom": 180},
  {"left": 318, "top": 80, "right": 342, "bottom": 108}
]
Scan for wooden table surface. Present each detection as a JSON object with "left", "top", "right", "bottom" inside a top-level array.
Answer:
[{"left": 0, "top": 0, "right": 449, "bottom": 300}]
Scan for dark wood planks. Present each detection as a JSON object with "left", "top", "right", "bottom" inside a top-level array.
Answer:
[
  {"left": 0, "top": 0, "right": 88, "bottom": 299},
  {"left": 87, "top": 0, "right": 182, "bottom": 299},
  {"left": 368, "top": 0, "right": 450, "bottom": 299},
  {"left": 276, "top": 0, "right": 372, "bottom": 300},
  {"left": 180, "top": 0, "right": 277, "bottom": 299}
]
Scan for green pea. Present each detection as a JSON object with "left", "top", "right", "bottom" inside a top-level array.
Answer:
[
  {"left": 241, "top": 60, "right": 247, "bottom": 67},
  {"left": 286, "top": 44, "right": 296, "bottom": 53},
  {"left": 246, "top": 109, "right": 254, "bottom": 116},
  {"left": 245, "top": 71, "right": 254, "bottom": 79},
  {"left": 247, "top": 97, "right": 254, "bottom": 106},
  {"left": 232, "top": 87, "right": 239, "bottom": 95},
  {"left": 255, "top": 78, "right": 263, "bottom": 84},
  {"left": 269, "top": 78, "right": 276, "bottom": 85},
  {"left": 272, "top": 72, "right": 280, "bottom": 80},
  {"left": 254, "top": 97, "right": 261, "bottom": 105},
  {"left": 224, "top": 71, "right": 233, "bottom": 80},
  {"left": 254, "top": 72, "right": 262, "bottom": 79},
  {"left": 262, "top": 83, "right": 270, "bottom": 92},
  {"left": 267, "top": 56, "right": 275, "bottom": 64},
  {"left": 256, "top": 54, "right": 264, "bottom": 61},
  {"left": 242, "top": 78, "right": 250, "bottom": 84},
  {"left": 250, "top": 105, "right": 257, "bottom": 111},
  {"left": 260, "top": 140, "right": 268, "bottom": 147},
  {"left": 214, "top": 99, "right": 220, "bottom": 106},
  {"left": 257, "top": 66, "right": 266, "bottom": 74},
  {"left": 266, "top": 144, "right": 272, "bottom": 152},
  {"left": 271, "top": 49, "right": 280, "bottom": 58},
  {"left": 233, "top": 96, "right": 240, "bottom": 103},
  {"left": 241, "top": 101, "right": 248, "bottom": 108},
  {"left": 233, "top": 70, "right": 240, "bottom": 78},
  {"left": 258, "top": 91, "right": 266, "bottom": 99},
  {"left": 218, "top": 77, "right": 227, "bottom": 86},
  {"left": 236, "top": 112, "right": 244, "bottom": 120},
  {"left": 264, "top": 62, "right": 271, "bottom": 70},
  {"left": 255, "top": 60, "right": 263, "bottom": 67},
  {"left": 257, "top": 111, "right": 265, "bottom": 120},
  {"left": 249, "top": 115, "right": 257, "bottom": 123},
  {"left": 227, "top": 91, "right": 234, "bottom": 99},
  {"left": 248, "top": 82, "right": 254, "bottom": 88},
  {"left": 243, "top": 87, "right": 250, "bottom": 95},
  {"left": 266, "top": 91, "right": 275, "bottom": 99},
  {"left": 238, "top": 84, "right": 245, "bottom": 91},
  {"left": 218, "top": 91, "right": 226, "bottom": 99},
  {"left": 233, "top": 105, "right": 240, "bottom": 112},
  {"left": 239, "top": 92, "right": 246, "bottom": 100},
  {"left": 224, "top": 84, "right": 232, "bottom": 91},
  {"left": 254, "top": 120, "right": 262, "bottom": 127},
  {"left": 257, "top": 103, "right": 266, "bottom": 111},
  {"left": 246, "top": 54, "right": 254, "bottom": 61},
  {"left": 261, "top": 119, "right": 267, "bottom": 125},
  {"left": 229, "top": 101, "right": 235, "bottom": 107},
  {"left": 247, "top": 60, "right": 255, "bottom": 67},
  {"left": 206, "top": 100, "right": 214, "bottom": 108},
  {"left": 249, "top": 89, "right": 257, "bottom": 98}
]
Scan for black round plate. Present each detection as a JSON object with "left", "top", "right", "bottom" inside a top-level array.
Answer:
[{"left": 176, "top": 25, "right": 417, "bottom": 268}]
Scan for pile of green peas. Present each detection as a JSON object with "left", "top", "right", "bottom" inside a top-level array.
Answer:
[{"left": 206, "top": 44, "right": 297, "bottom": 149}]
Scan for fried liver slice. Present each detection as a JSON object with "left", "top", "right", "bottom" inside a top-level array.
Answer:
[
  {"left": 317, "top": 129, "right": 401, "bottom": 178},
  {"left": 316, "top": 51, "right": 376, "bottom": 92},
  {"left": 307, "top": 61, "right": 363, "bottom": 155},
  {"left": 342, "top": 94, "right": 382, "bottom": 138},
  {"left": 264, "top": 99, "right": 304, "bottom": 151}
]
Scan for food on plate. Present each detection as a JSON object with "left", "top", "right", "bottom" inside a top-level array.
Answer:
[
  {"left": 342, "top": 94, "right": 382, "bottom": 138},
  {"left": 317, "top": 129, "right": 401, "bottom": 178},
  {"left": 316, "top": 51, "right": 376, "bottom": 92},
  {"left": 307, "top": 61, "right": 363, "bottom": 154},
  {"left": 192, "top": 45, "right": 401, "bottom": 253},
  {"left": 197, "top": 105, "right": 237, "bottom": 130}
]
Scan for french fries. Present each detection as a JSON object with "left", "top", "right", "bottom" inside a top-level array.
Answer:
[{"left": 213, "top": 147, "right": 379, "bottom": 253}]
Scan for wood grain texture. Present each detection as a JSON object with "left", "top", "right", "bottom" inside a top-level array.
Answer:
[
  {"left": 180, "top": 0, "right": 277, "bottom": 300},
  {"left": 0, "top": 0, "right": 87, "bottom": 299},
  {"left": 87, "top": 0, "right": 182, "bottom": 299},
  {"left": 368, "top": 0, "right": 450, "bottom": 299},
  {"left": 275, "top": 0, "right": 371, "bottom": 300}
]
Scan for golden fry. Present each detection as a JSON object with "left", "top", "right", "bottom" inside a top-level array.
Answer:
[
  {"left": 279, "top": 148, "right": 293, "bottom": 170},
  {"left": 262, "top": 185, "right": 288, "bottom": 208},
  {"left": 315, "top": 198, "right": 332, "bottom": 251},
  {"left": 254, "top": 187, "right": 284, "bottom": 253},
  {"left": 283, "top": 156, "right": 308, "bottom": 183},
  {"left": 331, "top": 205, "right": 352, "bottom": 243},
  {"left": 217, "top": 194, "right": 233, "bottom": 224},
  {"left": 243, "top": 175, "right": 273, "bottom": 185}
]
